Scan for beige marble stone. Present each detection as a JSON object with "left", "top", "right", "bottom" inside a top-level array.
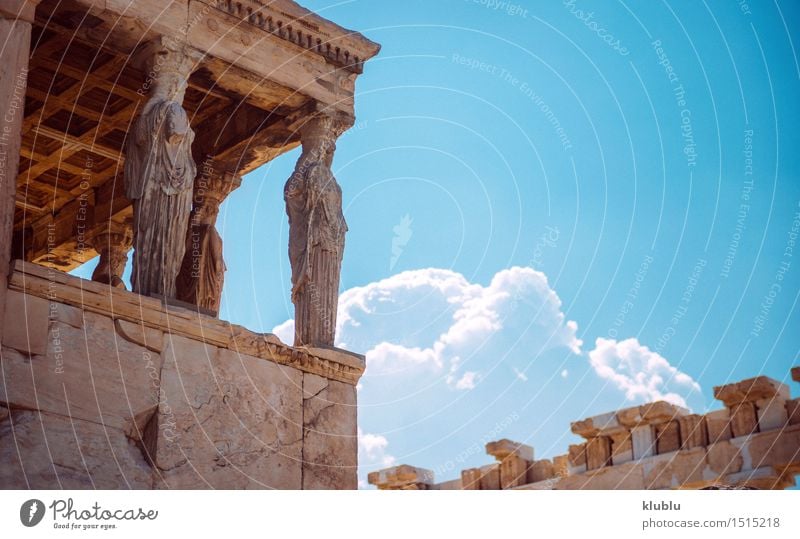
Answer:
[
  {"left": 50, "top": 302, "right": 83, "bottom": 329},
  {"left": 485, "top": 438, "right": 534, "bottom": 461},
  {"left": 585, "top": 436, "right": 611, "bottom": 470},
  {"left": 642, "top": 447, "right": 707, "bottom": 489},
  {"left": 528, "top": 459, "right": 554, "bottom": 483},
  {"left": 479, "top": 464, "right": 500, "bottom": 490},
  {"left": 568, "top": 443, "right": 587, "bottom": 473},
  {"left": 714, "top": 376, "right": 790, "bottom": 406},
  {"left": 556, "top": 460, "right": 645, "bottom": 490},
  {"left": 787, "top": 398, "right": 800, "bottom": 426},
  {"left": 755, "top": 396, "right": 788, "bottom": 431},
  {"left": 302, "top": 373, "right": 357, "bottom": 489},
  {"left": 729, "top": 401, "right": 758, "bottom": 438},
  {"left": 461, "top": 468, "right": 481, "bottom": 490},
  {"left": 151, "top": 338, "right": 303, "bottom": 489},
  {"left": 0, "top": 409, "right": 153, "bottom": 489},
  {"left": 610, "top": 431, "right": 633, "bottom": 465},
  {"left": 1, "top": 311, "right": 160, "bottom": 438},
  {"left": 654, "top": 420, "right": 681, "bottom": 454},
  {"left": 3, "top": 289, "right": 49, "bottom": 355},
  {"left": 679, "top": 414, "right": 708, "bottom": 449},
  {"left": 706, "top": 440, "right": 743, "bottom": 475},
  {"left": 367, "top": 465, "right": 434, "bottom": 490},
  {"left": 115, "top": 319, "right": 164, "bottom": 353},
  {"left": 705, "top": 409, "right": 732, "bottom": 443}
]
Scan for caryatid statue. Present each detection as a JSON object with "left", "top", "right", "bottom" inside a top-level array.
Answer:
[
  {"left": 285, "top": 115, "right": 348, "bottom": 347},
  {"left": 124, "top": 40, "right": 197, "bottom": 298},
  {"left": 176, "top": 171, "right": 241, "bottom": 316},
  {"left": 89, "top": 219, "right": 133, "bottom": 289}
]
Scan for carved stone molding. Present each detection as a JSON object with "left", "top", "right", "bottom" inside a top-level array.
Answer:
[{"left": 211, "top": 0, "right": 372, "bottom": 73}]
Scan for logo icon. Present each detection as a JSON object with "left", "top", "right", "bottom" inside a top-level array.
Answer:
[{"left": 20, "top": 499, "right": 45, "bottom": 527}]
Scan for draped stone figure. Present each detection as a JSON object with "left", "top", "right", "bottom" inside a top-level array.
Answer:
[
  {"left": 176, "top": 172, "right": 241, "bottom": 316},
  {"left": 124, "top": 42, "right": 196, "bottom": 298},
  {"left": 285, "top": 115, "right": 347, "bottom": 347}
]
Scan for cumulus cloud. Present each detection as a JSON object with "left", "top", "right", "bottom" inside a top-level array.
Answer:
[
  {"left": 587, "top": 337, "right": 701, "bottom": 408},
  {"left": 272, "top": 266, "right": 582, "bottom": 385},
  {"left": 357, "top": 428, "right": 395, "bottom": 487},
  {"left": 454, "top": 371, "right": 478, "bottom": 390}
]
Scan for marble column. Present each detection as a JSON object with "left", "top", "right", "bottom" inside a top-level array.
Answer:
[
  {"left": 124, "top": 38, "right": 197, "bottom": 299},
  {"left": 176, "top": 170, "right": 240, "bottom": 316},
  {"left": 284, "top": 114, "right": 349, "bottom": 347},
  {"left": 89, "top": 220, "right": 132, "bottom": 289},
  {"left": 0, "top": 0, "right": 38, "bottom": 340}
]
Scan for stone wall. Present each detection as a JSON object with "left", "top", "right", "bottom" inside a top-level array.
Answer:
[
  {"left": 369, "top": 369, "right": 800, "bottom": 490},
  {"left": 0, "top": 261, "right": 363, "bottom": 489}
]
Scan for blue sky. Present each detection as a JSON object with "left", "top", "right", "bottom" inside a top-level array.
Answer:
[{"left": 74, "top": 0, "right": 800, "bottom": 486}]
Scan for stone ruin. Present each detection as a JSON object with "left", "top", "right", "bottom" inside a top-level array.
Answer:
[
  {"left": 0, "top": 0, "right": 379, "bottom": 489},
  {"left": 369, "top": 368, "right": 800, "bottom": 490}
]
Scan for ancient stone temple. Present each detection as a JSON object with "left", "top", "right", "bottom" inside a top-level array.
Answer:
[
  {"left": 369, "top": 368, "right": 800, "bottom": 490},
  {"left": 0, "top": 0, "right": 379, "bottom": 489}
]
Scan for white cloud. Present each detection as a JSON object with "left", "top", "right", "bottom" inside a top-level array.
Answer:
[
  {"left": 587, "top": 337, "right": 701, "bottom": 408},
  {"left": 513, "top": 367, "right": 528, "bottom": 382},
  {"left": 272, "top": 318, "right": 294, "bottom": 346},
  {"left": 560, "top": 369, "right": 569, "bottom": 378},
  {"left": 454, "top": 371, "right": 478, "bottom": 390},
  {"left": 272, "top": 267, "right": 582, "bottom": 385},
  {"left": 358, "top": 427, "right": 396, "bottom": 488}
]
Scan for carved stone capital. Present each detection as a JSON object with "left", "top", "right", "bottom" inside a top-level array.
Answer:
[
  {"left": 134, "top": 37, "right": 199, "bottom": 103},
  {"left": 192, "top": 170, "right": 241, "bottom": 223},
  {"left": 89, "top": 219, "right": 133, "bottom": 288}
]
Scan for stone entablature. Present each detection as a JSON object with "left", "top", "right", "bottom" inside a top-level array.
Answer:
[
  {"left": 213, "top": 0, "right": 374, "bottom": 73},
  {"left": 369, "top": 371, "right": 800, "bottom": 490},
  {"left": 6, "top": 260, "right": 365, "bottom": 385},
  {"left": 0, "top": 261, "right": 364, "bottom": 488}
]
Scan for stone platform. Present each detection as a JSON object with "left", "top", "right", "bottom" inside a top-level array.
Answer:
[{"left": 0, "top": 260, "right": 364, "bottom": 489}]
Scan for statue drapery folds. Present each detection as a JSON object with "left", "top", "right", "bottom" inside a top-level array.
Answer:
[
  {"left": 124, "top": 41, "right": 197, "bottom": 299},
  {"left": 285, "top": 115, "right": 348, "bottom": 347}
]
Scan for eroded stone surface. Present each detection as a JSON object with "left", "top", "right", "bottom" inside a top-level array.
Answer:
[
  {"left": 368, "top": 464, "right": 434, "bottom": 490},
  {"left": 0, "top": 311, "right": 160, "bottom": 437},
  {"left": 714, "top": 376, "right": 790, "bottom": 406},
  {"left": 115, "top": 319, "right": 164, "bottom": 353},
  {"left": 0, "top": 409, "right": 153, "bottom": 489},
  {"left": 302, "top": 373, "right": 357, "bottom": 489},
  {"left": 3, "top": 290, "right": 49, "bottom": 355},
  {"left": 152, "top": 338, "right": 303, "bottom": 489}
]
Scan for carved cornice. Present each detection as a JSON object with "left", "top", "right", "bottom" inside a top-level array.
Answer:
[{"left": 210, "top": 0, "right": 381, "bottom": 74}]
